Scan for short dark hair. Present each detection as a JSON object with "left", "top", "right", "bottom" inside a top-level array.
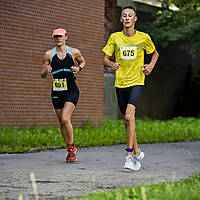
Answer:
[{"left": 121, "top": 6, "right": 136, "bottom": 14}]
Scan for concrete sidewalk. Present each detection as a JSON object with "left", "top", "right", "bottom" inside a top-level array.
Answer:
[{"left": 0, "top": 141, "right": 200, "bottom": 199}]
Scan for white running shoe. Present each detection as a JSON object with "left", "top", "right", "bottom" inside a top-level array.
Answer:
[
  {"left": 132, "top": 150, "right": 145, "bottom": 171},
  {"left": 124, "top": 155, "right": 134, "bottom": 170}
]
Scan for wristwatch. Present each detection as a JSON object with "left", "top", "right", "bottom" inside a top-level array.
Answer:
[{"left": 79, "top": 66, "right": 82, "bottom": 71}]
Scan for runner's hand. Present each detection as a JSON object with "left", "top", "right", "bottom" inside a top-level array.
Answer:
[
  {"left": 141, "top": 64, "right": 153, "bottom": 75},
  {"left": 71, "top": 66, "right": 80, "bottom": 75},
  {"left": 46, "top": 65, "right": 52, "bottom": 73},
  {"left": 112, "top": 62, "right": 121, "bottom": 71}
]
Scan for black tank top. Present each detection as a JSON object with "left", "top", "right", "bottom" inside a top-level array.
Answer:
[{"left": 50, "top": 46, "right": 77, "bottom": 94}]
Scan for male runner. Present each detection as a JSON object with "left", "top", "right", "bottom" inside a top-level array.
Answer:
[
  {"left": 41, "top": 28, "right": 86, "bottom": 162},
  {"left": 103, "top": 6, "right": 159, "bottom": 170}
]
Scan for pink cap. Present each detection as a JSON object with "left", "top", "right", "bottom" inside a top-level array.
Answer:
[{"left": 52, "top": 28, "right": 66, "bottom": 37}]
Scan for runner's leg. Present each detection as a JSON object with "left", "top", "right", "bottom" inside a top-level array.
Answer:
[
  {"left": 124, "top": 104, "right": 140, "bottom": 156},
  {"left": 61, "top": 102, "right": 75, "bottom": 145},
  {"left": 55, "top": 109, "right": 69, "bottom": 145},
  {"left": 55, "top": 102, "right": 75, "bottom": 145}
]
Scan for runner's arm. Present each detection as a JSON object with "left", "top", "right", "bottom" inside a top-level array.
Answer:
[
  {"left": 103, "top": 54, "right": 121, "bottom": 71},
  {"left": 40, "top": 52, "right": 52, "bottom": 79},
  {"left": 142, "top": 49, "right": 159, "bottom": 76},
  {"left": 71, "top": 49, "right": 86, "bottom": 74}
]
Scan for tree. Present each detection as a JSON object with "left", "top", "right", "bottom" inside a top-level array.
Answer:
[
  {"left": 146, "top": 0, "right": 200, "bottom": 117},
  {"left": 143, "top": 0, "right": 200, "bottom": 58}
]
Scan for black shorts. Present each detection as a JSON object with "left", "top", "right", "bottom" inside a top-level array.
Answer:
[
  {"left": 116, "top": 85, "right": 144, "bottom": 114},
  {"left": 51, "top": 89, "right": 79, "bottom": 109}
]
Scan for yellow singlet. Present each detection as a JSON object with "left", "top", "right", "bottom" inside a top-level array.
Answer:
[{"left": 103, "top": 30, "right": 155, "bottom": 88}]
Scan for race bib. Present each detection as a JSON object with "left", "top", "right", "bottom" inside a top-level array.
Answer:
[
  {"left": 119, "top": 46, "right": 137, "bottom": 60},
  {"left": 53, "top": 79, "right": 67, "bottom": 91}
]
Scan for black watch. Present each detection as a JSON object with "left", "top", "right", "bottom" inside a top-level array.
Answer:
[{"left": 79, "top": 66, "right": 82, "bottom": 71}]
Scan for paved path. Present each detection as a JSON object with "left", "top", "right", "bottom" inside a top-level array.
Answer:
[{"left": 0, "top": 141, "right": 200, "bottom": 200}]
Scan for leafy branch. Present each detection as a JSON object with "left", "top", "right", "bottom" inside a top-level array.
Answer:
[{"left": 143, "top": 0, "right": 200, "bottom": 57}]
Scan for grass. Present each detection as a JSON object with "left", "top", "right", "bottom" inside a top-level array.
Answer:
[
  {"left": 0, "top": 117, "right": 200, "bottom": 153},
  {"left": 1, "top": 117, "right": 200, "bottom": 200},
  {"left": 71, "top": 174, "right": 200, "bottom": 200}
]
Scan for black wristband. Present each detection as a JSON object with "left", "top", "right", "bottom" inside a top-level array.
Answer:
[{"left": 79, "top": 66, "right": 82, "bottom": 71}]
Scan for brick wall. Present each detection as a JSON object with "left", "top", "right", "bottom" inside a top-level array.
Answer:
[{"left": 0, "top": 0, "right": 104, "bottom": 127}]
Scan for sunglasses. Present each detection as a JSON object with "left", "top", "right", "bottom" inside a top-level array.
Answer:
[{"left": 53, "top": 35, "right": 64, "bottom": 38}]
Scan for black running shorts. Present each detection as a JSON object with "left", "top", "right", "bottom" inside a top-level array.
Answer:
[
  {"left": 116, "top": 85, "right": 144, "bottom": 114},
  {"left": 51, "top": 89, "right": 79, "bottom": 109}
]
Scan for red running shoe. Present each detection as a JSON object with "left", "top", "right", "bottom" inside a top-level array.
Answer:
[{"left": 66, "top": 146, "right": 77, "bottom": 162}]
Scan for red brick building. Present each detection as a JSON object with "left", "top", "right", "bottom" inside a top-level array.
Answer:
[{"left": 0, "top": 0, "right": 104, "bottom": 127}]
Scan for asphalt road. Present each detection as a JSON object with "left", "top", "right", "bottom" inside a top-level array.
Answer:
[{"left": 0, "top": 141, "right": 200, "bottom": 199}]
